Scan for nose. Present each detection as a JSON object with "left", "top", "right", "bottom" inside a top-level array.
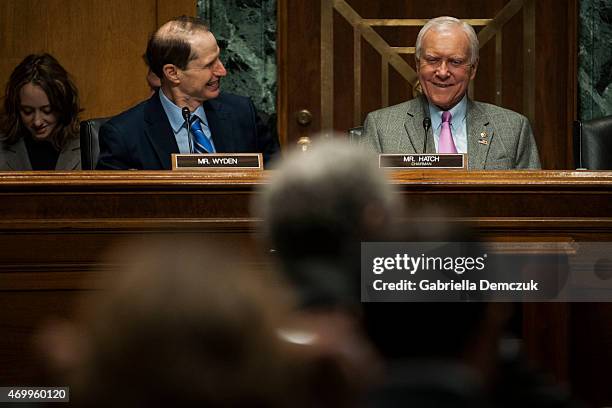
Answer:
[
  {"left": 33, "top": 111, "right": 45, "bottom": 126},
  {"left": 214, "top": 60, "right": 227, "bottom": 77},
  {"left": 435, "top": 61, "right": 451, "bottom": 78}
]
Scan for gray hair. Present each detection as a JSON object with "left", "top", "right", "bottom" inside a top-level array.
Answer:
[
  {"left": 254, "top": 138, "right": 400, "bottom": 307},
  {"left": 255, "top": 137, "right": 399, "bottom": 261},
  {"left": 415, "top": 16, "right": 479, "bottom": 66}
]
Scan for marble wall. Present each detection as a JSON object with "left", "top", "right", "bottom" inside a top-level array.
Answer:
[
  {"left": 579, "top": 0, "right": 612, "bottom": 120},
  {"left": 197, "top": 0, "right": 276, "bottom": 116}
]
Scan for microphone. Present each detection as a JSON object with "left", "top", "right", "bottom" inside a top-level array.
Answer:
[
  {"left": 574, "top": 120, "right": 586, "bottom": 170},
  {"left": 182, "top": 107, "right": 194, "bottom": 153},
  {"left": 422, "top": 117, "right": 431, "bottom": 153}
]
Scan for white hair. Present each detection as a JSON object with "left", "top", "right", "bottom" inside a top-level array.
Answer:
[{"left": 415, "top": 16, "right": 479, "bottom": 66}]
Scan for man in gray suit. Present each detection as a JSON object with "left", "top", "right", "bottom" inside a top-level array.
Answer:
[{"left": 362, "top": 16, "right": 541, "bottom": 169}]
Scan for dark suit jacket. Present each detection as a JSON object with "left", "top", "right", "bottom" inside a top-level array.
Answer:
[{"left": 96, "top": 91, "right": 279, "bottom": 170}]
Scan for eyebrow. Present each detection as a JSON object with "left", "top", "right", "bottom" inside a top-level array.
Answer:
[
  {"left": 425, "top": 53, "right": 467, "bottom": 58},
  {"left": 20, "top": 104, "right": 52, "bottom": 109}
]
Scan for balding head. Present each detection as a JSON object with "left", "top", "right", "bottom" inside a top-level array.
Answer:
[{"left": 145, "top": 15, "right": 210, "bottom": 80}]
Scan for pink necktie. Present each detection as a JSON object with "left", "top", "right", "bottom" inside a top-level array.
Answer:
[{"left": 439, "top": 111, "right": 457, "bottom": 153}]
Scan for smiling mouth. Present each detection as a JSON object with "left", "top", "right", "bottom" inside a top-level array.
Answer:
[
  {"left": 206, "top": 79, "right": 220, "bottom": 88},
  {"left": 432, "top": 82, "right": 455, "bottom": 88}
]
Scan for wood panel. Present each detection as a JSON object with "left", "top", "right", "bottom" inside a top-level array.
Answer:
[
  {"left": 534, "top": 0, "right": 578, "bottom": 170},
  {"left": 277, "top": 0, "right": 322, "bottom": 145},
  {"left": 0, "top": 170, "right": 612, "bottom": 407},
  {"left": 0, "top": 0, "right": 195, "bottom": 121},
  {"left": 157, "top": 0, "right": 198, "bottom": 27},
  {"left": 0, "top": 171, "right": 612, "bottom": 405}
]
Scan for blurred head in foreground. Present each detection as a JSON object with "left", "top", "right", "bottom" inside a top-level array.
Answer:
[
  {"left": 56, "top": 236, "right": 297, "bottom": 407},
  {"left": 255, "top": 137, "right": 401, "bottom": 309}
]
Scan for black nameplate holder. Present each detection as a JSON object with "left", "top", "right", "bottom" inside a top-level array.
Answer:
[
  {"left": 172, "top": 153, "right": 263, "bottom": 171},
  {"left": 379, "top": 154, "right": 467, "bottom": 169}
]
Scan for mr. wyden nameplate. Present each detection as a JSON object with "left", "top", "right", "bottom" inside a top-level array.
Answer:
[
  {"left": 379, "top": 154, "right": 467, "bottom": 169},
  {"left": 172, "top": 153, "right": 263, "bottom": 171}
]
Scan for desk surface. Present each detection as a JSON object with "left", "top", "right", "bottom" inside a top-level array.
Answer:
[
  {"left": 1, "top": 169, "right": 612, "bottom": 187},
  {"left": 1, "top": 170, "right": 611, "bottom": 227}
]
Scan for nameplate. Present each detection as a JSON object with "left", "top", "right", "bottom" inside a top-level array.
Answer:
[
  {"left": 171, "top": 153, "right": 263, "bottom": 171},
  {"left": 379, "top": 154, "right": 467, "bottom": 169}
]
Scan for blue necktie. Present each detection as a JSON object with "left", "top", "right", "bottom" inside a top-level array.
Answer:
[{"left": 190, "top": 116, "right": 215, "bottom": 154}]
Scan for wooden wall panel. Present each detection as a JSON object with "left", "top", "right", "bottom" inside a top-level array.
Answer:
[
  {"left": 157, "top": 0, "right": 197, "bottom": 26},
  {"left": 277, "top": 0, "right": 321, "bottom": 145},
  {"left": 534, "top": 0, "right": 577, "bottom": 169},
  {"left": 0, "top": 0, "right": 196, "bottom": 121}
]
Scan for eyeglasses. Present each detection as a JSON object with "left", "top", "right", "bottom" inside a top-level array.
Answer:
[{"left": 420, "top": 56, "right": 472, "bottom": 70}]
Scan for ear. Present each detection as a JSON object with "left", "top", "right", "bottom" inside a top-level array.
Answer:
[
  {"left": 162, "top": 64, "right": 181, "bottom": 84},
  {"left": 469, "top": 58, "right": 479, "bottom": 80}
]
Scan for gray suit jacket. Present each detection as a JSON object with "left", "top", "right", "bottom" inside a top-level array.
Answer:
[
  {"left": 0, "top": 136, "right": 81, "bottom": 170},
  {"left": 362, "top": 95, "right": 541, "bottom": 169}
]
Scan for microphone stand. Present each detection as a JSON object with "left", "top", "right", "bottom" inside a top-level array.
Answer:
[
  {"left": 182, "top": 107, "right": 194, "bottom": 153},
  {"left": 422, "top": 117, "right": 431, "bottom": 154}
]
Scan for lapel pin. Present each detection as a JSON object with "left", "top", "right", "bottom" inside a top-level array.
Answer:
[
  {"left": 480, "top": 131, "right": 488, "bottom": 138},
  {"left": 478, "top": 139, "right": 489, "bottom": 145}
]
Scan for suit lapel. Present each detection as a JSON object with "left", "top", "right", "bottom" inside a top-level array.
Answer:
[
  {"left": 144, "top": 93, "right": 179, "bottom": 169},
  {"left": 203, "top": 96, "right": 232, "bottom": 153},
  {"left": 403, "top": 95, "right": 435, "bottom": 154},
  {"left": 466, "top": 99, "right": 492, "bottom": 170},
  {"left": 55, "top": 137, "right": 80, "bottom": 170},
  {"left": 4, "top": 138, "right": 32, "bottom": 170}
]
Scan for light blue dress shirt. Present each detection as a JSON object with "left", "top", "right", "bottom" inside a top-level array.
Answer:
[
  {"left": 159, "top": 90, "right": 216, "bottom": 153},
  {"left": 428, "top": 95, "right": 468, "bottom": 154}
]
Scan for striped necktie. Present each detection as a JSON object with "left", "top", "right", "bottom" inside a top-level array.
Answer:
[{"left": 190, "top": 116, "right": 215, "bottom": 154}]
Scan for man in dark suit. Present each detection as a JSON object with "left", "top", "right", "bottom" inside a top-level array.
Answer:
[{"left": 97, "top": 16, "right": 279, "bottom": 170}]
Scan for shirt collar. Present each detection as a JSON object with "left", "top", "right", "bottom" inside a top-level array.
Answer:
[
  {"left": 159, "top": 89, "right": 207, "bottom": 133},
  {"left": 428, "top": 94, "right": 468, "bottom": 129}
]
